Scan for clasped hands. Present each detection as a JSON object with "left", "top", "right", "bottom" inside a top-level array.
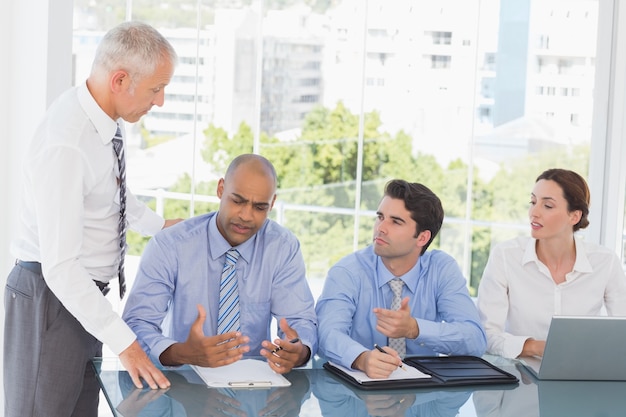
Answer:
[
  {"left": 160, "top": 304, "right": 308, "bottom": 374},
  {"left": 354, "top": 296, "right": 419, "bottom": 379}
]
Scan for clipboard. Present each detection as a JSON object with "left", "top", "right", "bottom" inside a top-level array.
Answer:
[
  {"left": 323, "top": 356, "right": 519, "bottom": 390},
  {"left": 191, "top": 359, "right": 291, "bottom": 388}
]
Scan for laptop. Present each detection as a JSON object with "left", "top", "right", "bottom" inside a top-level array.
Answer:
[{"left": 519, "top": 315, "right": 626, "bottom": 380}]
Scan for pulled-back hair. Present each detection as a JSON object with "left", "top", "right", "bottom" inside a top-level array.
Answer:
[
  {"left": 91, "top": 21, "right": 177, "bottom": 86},
  {"left": 535, "top": 168, "right": 590, "bottom": 231},
  {"left": 384, "top": 179, "right": 444, "bottom": 254}
]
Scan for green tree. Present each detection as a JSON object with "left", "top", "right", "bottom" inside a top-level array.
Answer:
[
  {"left": 131, "top": 101, "right": 591, "bottom": 291},
  {"left": 202, "top": 122, "right": 254, "bottom": 176}
]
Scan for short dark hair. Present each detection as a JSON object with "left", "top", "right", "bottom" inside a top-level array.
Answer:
[
  {"left": 384, "top": 179, "right": 444, "bottom": 254},
  {"left": 535, "top": 168, "right": 590, "bottom": 231}
]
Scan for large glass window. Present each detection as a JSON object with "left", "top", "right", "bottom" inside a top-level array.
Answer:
[{"left": 72, "top": 0, "right": 600, "bottom": 297}]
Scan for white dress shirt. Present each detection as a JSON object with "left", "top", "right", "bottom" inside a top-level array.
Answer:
[
  {"left": 477, "top": 235, "right": 626, "bottom": 359},
  {"left": 11, "top": 82, "right": 164, "bottom": 354}
]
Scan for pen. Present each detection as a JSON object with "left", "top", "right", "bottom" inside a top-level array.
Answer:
[
  {"left": 271, "top": 337, "right": 300, "bottom": 354},
  {"left": 374, "top": 343, "right": 407, "bottom": 371}
]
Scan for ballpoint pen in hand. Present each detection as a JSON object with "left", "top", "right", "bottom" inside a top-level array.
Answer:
[
  {"left": 271, "top": 337, "right": 300, "bottom": 355},
  {"left": 374, "top": 343, "right": 407, "bottom": 371}
]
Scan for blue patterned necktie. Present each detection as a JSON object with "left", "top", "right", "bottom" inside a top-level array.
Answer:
[
  {"left": 112, "top": 125, "right": 127, "bottom": 299},
  {"left": 388, "top": 278, "right": 406, "bottom": 358},
  {"left": 218, "top": 249, "right": 241, "bottom": 334}
]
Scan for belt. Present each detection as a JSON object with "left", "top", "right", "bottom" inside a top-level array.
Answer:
[
  {"left": 16, "top": 260, "right": 110, "bottom": 295},
  {"left": 16, "top": 260, "right": 42, "bottom": 274}
]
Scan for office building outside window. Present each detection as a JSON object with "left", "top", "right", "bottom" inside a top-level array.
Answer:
[{"left": 71, "top": 0, "right": 607, "bottom": 297}]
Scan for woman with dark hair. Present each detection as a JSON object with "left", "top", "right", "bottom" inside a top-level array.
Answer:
[{"left": 477, "top": 168, "right": 626, "bottom": 359}]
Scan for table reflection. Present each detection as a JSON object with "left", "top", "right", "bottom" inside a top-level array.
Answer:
[
  {"left": 113, "top": 368, "right": 310, "bottom": 417},
  {"left": 473, "top": 362, "right": 626, "bottom": 417},
  {"left": 95, "top": 356, "right": 626, "bottom": 417},
  {"left": 310, "top": 368, "right": 471, "bottom": 417},
  {"left": 472, "top": 364, "right": 538, "bottom": 417}
]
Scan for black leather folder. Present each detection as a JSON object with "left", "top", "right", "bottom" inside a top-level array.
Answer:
[{"left": 323, "top": 356, "right": 519, "bottom": 390}]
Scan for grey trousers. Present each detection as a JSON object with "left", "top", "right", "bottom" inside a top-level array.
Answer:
[{"left": 4, "top": 263, "right": 102, "bottom": 417}]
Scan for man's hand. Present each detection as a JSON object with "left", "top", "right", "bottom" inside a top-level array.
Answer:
[
  {"left": 116, "top": 385, "right": 169, "bottom": 416},
  {"left": 373, "top": 297, "right": 419, "bottom": 339},
  {"left": 352, "top": 348, "right": 403, "bottom": 379},
  {"left": 358, "top": 392, "right": 415, "bottom": 416},
  {"left": 159, "top": 304, "right": 250, "bottom": 367},
  {"left": 259, "top": 371, "right": 310, "bottom": 417},
  {"left": 260, "top": 318, "right": 310, "bottom": 374},
  {"left": 119, "top": 341, "right": 171, "bottom": 390}
]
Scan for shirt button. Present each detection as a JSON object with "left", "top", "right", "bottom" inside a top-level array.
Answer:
[{"left": 12, "top": 293, "right": 16, "bottom": 299}]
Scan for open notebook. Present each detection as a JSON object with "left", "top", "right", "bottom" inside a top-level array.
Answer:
[
  {"left": 324, "top": 356, "right": 518, "bottom": 390},
  {"left": 519, "top": 315, "right": 626, "bottom": 380}
]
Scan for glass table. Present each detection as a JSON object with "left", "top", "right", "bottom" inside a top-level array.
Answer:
[{"left": 93, "top": 355, "right": 626, "bottom": 416}]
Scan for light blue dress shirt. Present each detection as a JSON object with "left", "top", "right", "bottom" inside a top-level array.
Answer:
[
  {"left": 123, "top": 212, "right": 318, "bottom": 364},
  {"left": 315, "top": 246, "right": 486, "bottom": 369}
]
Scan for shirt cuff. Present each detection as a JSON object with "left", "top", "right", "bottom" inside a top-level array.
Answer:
[
  {"left": 504, "top": 335, "right": 531, "bottom": 359},
  {"left": 100, "top": 320, "right": 137, "bottom": 356},
  {"left": 132, "top": 207, "right": 165, "bottom": 236},
  {"left": 341, "top": 343, "right": 371, "bottom": 370},
  {"left": 152, "top": 338, "right": 179, "bottom": 365},
  {"left": 414, "top": 318, "right": 437, "bottom": 344}
]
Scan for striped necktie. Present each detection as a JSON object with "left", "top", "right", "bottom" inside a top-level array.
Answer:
[
  {"left": 112, "top": 125, "right": 127, "bottom": 299},
  {"left": 388, "top": 278, "right": 406, "bottom": 358},
  {"left": 218, "top": 249, "right": 241, "bottom": 334}
]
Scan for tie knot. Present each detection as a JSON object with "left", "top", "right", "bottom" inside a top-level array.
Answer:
[
  {"left": 389, "top": 278, "right": 404, "bottom": 297},
  {"left": 226, "top": 249, "right": 240, "bottom": 265}
]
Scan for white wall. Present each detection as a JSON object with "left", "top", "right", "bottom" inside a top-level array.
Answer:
[
  {"left": 1, "top": 0, "right": 73, "bottom": 411},
  {"left": 588, "top": 0, "right": 626, "bottom": 253},
  {"left": 0, "top": 3, "right": 13, "bottom": 410}
]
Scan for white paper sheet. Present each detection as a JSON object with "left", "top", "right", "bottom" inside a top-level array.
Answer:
[
  {"left": 328, "top": 361, "right": 431, "bottom": 383},
  {"left": 191, "top": 359, "right": 291, "bottom": 388}
]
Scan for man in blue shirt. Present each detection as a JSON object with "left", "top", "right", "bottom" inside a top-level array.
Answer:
[
  {"left": 123, "top": 154, "right": 317, "bottom": 374},
  {"left": 316, "top": 179, "right": 486, "bottom": 378}
]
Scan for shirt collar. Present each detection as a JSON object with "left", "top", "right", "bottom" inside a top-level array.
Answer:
[
  {"left": 572, "top": 236, "right": 593, "bottom": 272},
  {"left": 522, "top": 238, "right": 538, "bottom": 265},
  {"left": 76, "top": 81, "right": 122, "bottom": 145},
  {"left": 375, "top": 254, "right": 421, "bottom": 293},
  {"left": 207, "top": 213, "right": 255, "bottom": 264},
  {"left": 522, "top": 235, "right": 593, "bottom": 273}
]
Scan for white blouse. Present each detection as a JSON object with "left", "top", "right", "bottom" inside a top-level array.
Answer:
[{"left": 477, "top": 236, "right": 626, "bottom": 359}]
